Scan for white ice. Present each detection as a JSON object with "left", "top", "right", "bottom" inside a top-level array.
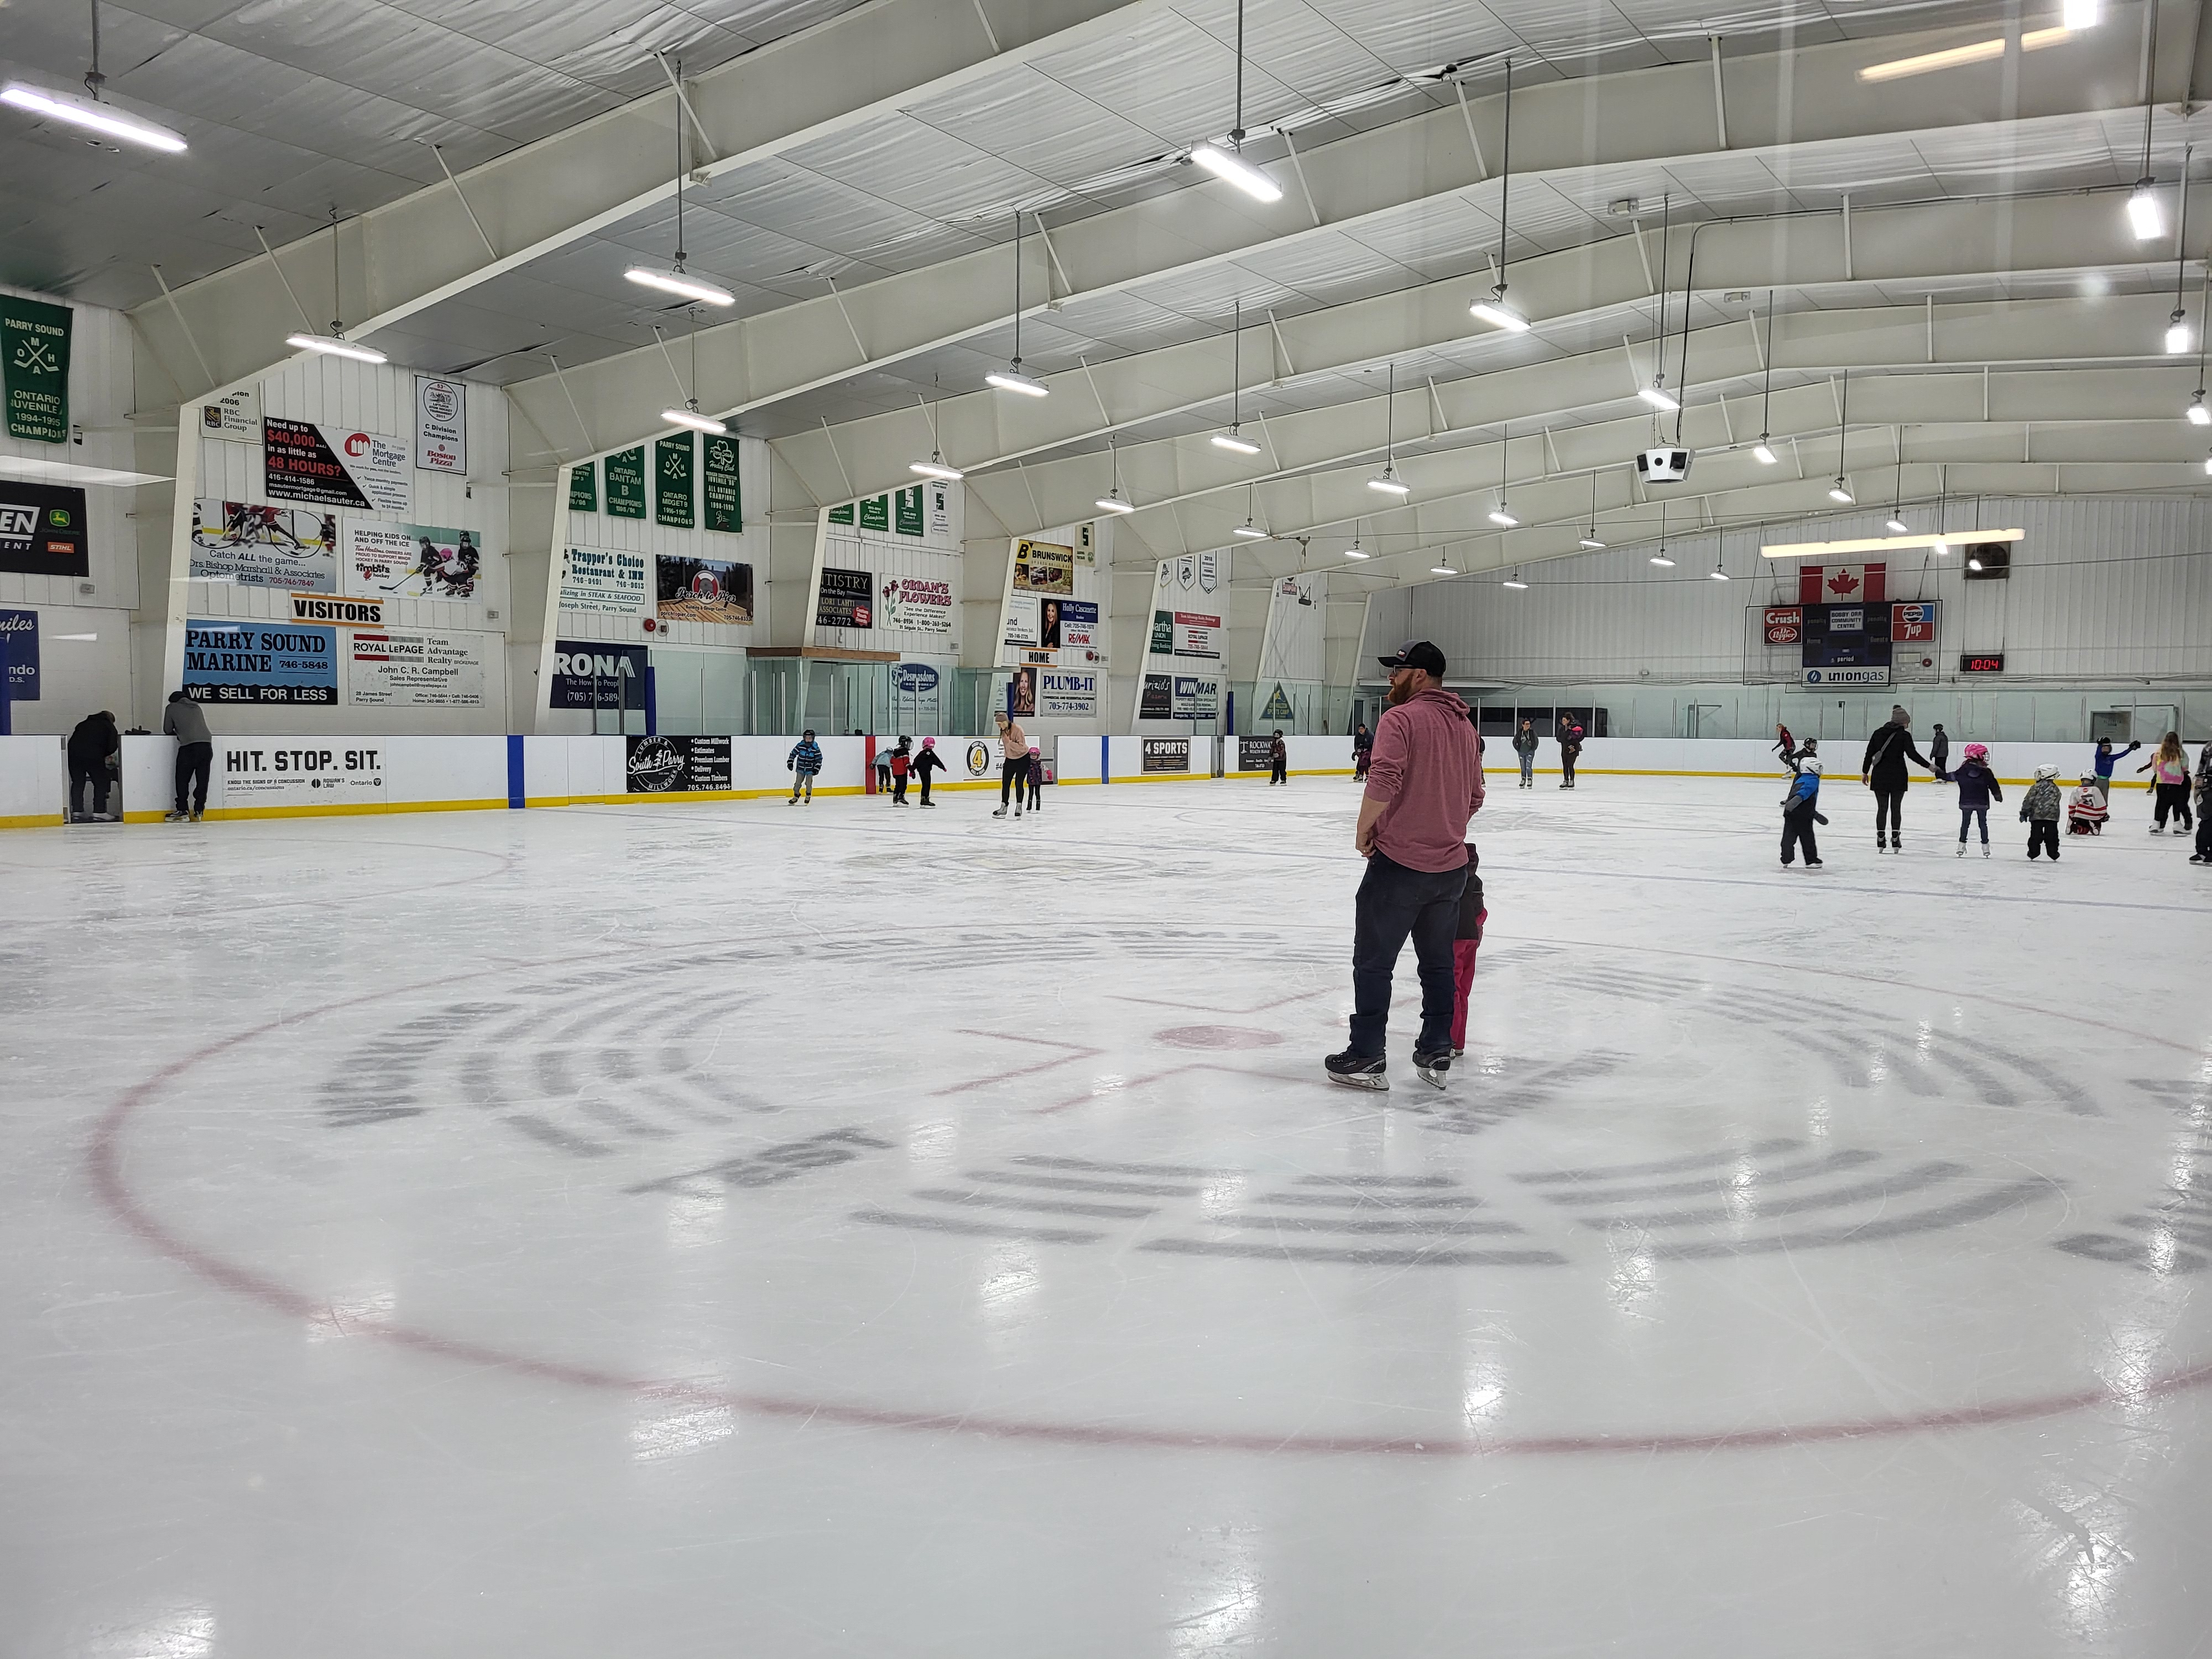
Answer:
[{"left": 3, "top": 772, "right": 2210, "bottom": 1658}]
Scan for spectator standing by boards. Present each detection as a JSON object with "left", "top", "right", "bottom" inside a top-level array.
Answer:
[
  {"left": 1556, "top": 714, "right": 1585, "bottom": 789},
  {"left": 1929, "top": 723, "right": 1951, "bottom": 780},
  {"left": 1513, "top": 718, "right": 1538, "bottom": 788},
  {"left": 162, "top": 692, "right": 212, "bottom": 823},
  {"left": 66, "top": 709, "right": 119, "bottom": 823}
]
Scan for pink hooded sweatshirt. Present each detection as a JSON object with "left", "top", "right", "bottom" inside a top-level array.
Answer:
[{"left": 1364, "top": 686, "right": 1484, "bottom": 870}]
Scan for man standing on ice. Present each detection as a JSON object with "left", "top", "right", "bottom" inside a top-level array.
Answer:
[{"left": 1327, "top": 640, "right": 1483, "bottom": 1092}]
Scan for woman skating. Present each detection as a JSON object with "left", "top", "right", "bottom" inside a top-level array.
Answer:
[{"left": 1860, "top": 705, "right": 1937, "bottom": 853}]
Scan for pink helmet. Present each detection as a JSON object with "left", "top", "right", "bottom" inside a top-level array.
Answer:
[
  {"left": 921, "top": 737, "right": 935, "bottom": 747},
  {"left": 1027, "top": 744, "right": 1041, "bottom": 755},
  {"left": 1963, "top": 742, "right": 1989, "bottom": 759}
]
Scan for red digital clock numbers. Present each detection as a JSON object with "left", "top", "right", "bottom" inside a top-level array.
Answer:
[{"left": 1959, "top": 653, "right": 2005, "bottom": 674}]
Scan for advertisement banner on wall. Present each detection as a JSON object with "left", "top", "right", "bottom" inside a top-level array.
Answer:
[
  {"left": 290, "top": 593, "right": 385, "bottom": 628},
  {"left": 1891, "top": 599, "right": 1939, "bottom": 643},
  {"left": 816, "top": 566, "right": 873, "bottom": 628},
  {"left": 1, "top": 481, "right": 89, "bottom": 577},
  {"left": 200, "top": 385, "right": 260, "bottom": 440},
  {"left": 881, "top": 574, "right": 953, "bottom": 635},
  {"left": 604, "top": 447, "right": 647, "bottom": 519},
  {"left": 654, "top": 431, "right": 695, "bottom": 528},
  {"left": 414, "top": 377, "right": 467, "bottom": 474},
  {"left": 626, "top": 734, "right": 733, "bottom": 793},
  {"left": 1142, "top": 737, "right": 1191, "bottom": 773},
  {"left": 1003, "top": 593, "right": 1039, "bottom": 648},
  {"left": 657, "top": 556, "right": 753, "bottom": 625},
  {"left": 190, "top": 498, "right": 337, "bottom": 591},
  {"left": 551, "top": 639, "right": 646, "bottom": 709},
  {"left": 558, "top": 545, "right": 650, "bottom": 614},
  {"left": 0, "top": 608, "right": 36, "bottom": 699},
  {"left": 347, "top": 629, "right": 488, "bottom": 707},
  {"left": 1139, "top": 673, "right": 1172, "bottom": 719},
  {"left": 1059, "top": 599, "right": 1099, "bottom": 654},
  {"left": 1008, "top": 664, "right": 1038, "bottom": 716},
  {"left": 1801, "top": 665, "right": 1892, "bottom": 687},
  {"left": 347, "top": 521, "right": 481, "bottom": 597},
  {"left": 1172, "top": 676, "right": 1219, "bottom": 719},
  {"left": 1013, "top": 539, "right": 1074, "bottom": 594},
  {"left": 1039, "top": 669, "right": 1098, "bottom": 718},
  {"left": 1763, "top": 606, "right": 1802, "bottom": 645},
  {"left": 2, "top": 294, "right": 70, "bottom": 444},
  {"left": 959, "top": 739, "right": 1000, "bottom": 780},
  {"left": 1259, "top": 682, "right": 1294, "bottom": 721},
  {"left": 1237, "top": 736, "right": 1275, "bottom": 772},
  {"left": 1169, "top": 611, "right": 1222, "bottom": 659},
  {"left": 264, "top": 418, "right": 411, "bottom": 515},
  {"left": 703, "top": 433, "right": 740, "bottom": 534},
  {"left": 183, "top": 619, "right": 338, "bottom": 705},
  {"left": 213, "top": 743, "right": 392, "bottom": 808}
]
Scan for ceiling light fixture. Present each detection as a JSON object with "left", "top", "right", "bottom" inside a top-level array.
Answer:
[
  {"left": 1579, "top": 469, "right": 1605, "bottom": 547},
  {"left": 661, "top": 405, "right": 727, "bottom": 434},
  {"left": 651, "top": 312, "right": 727, "bottom": 434},
  {"left": 2203, "top": 452, "right": 2212, "bottom": 476},
  {"left": 1431, "top": 562, "right": 1458, "bottom": 576},
  {"left": 1885, "top": 515, "right": 1909, "bottom": 534},
  {"left": 1828, "top": 368, "right": 1853, "bottom": 501},
  {"left": 1233, "top": 481, "right": 1267, "bottom": 537},
  {"left": 1212, "top": 432, "right": 1261, "bottom": 455},
  {"left": 2064, "top": 0, "right": 2100, "bottom": 27},
  {"left": 287, "top": 207, "right": 386, "bottom": 363},
  {"left": 626, "top": 64, "right": 734, "bottom": 307},
  {"left": 1829, "top": 479, "right": 1855, "bottom": 503},
  {"left": 1343, "top": 524, "right": 1370, "bottom": 561},
  {"left": 1579, "top": 534, "right": 1606, "bottom": 550},
  {"left": 1469, "top": 60, "right": 1530, "bottom": 333},
  {"left": 910, "top": 374, "right": 963, "bottom": 478},
  {"left": 1761, "top": 526, "right": 2025, "bottom": 560},
  {"left": 1858, "top": 24, "right": 2073, "bottom": 84},
  {"left": 1489, "top": 419, "right": 1517, "bottom": 525},
  {"left": 1369, "top": 359, "right": 1409, "bottom": 494},
  {"left": 1488, "top": 509, "right": 1520, "bottom": 528},
  {"left": 1187, "top": 1, "right": 1281, "bottom": 202},
  {"left": 1752, "top": 441, "right": 1778, "bottom": 465},
  {"left": 1709, "top": 560, "right": 1730, "bottom": 581},
  {"left": 2128, "top": 84, "right": 2166, "bottom": 242},
  {"left": 1, "top": 4, "right": 187, "bottom": 153},
  {"left": 1637, "top": 193, "right": 1680, "bottom": 412},
  {"left": 988, "top": 210, "right": 1048, "bottom": 396},
  {"left": 1502, "top": 572, "right": 1528, "bottom": 589},
  {"left": 2165, "top": 142, "right": 2195, "bottom": 355},
  {"left": 1649, "top": 504, "right": 1674, "bottom": 567},
  {"left": 1212, "top": 298, "right": 1262, "bottom": 452},
  {"left": 1752, "top": 291, "right": 1778, "bottom": 462},
  {"left": 1095, "top": 437, "right": 1134, "bottom": 512}
]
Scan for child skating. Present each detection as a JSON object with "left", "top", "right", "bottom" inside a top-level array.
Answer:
[
  {"left": 1952, "top": 742, "right": 2000, "bottom": 857},
  {"left": 2067, "top": 775, "right": 2107, "bottom": 836},
  {"left": 2138, "top": 732, "right": 2193, "bottom": 833},
  {"left": 2191, "top": 742, "right": 2212, "bottom": 865},
  {"left": 1780, "top": 758, "right": 1824, "bottom": 868},
  {"left": 2020, "top": 764, "right": 2063, "bottom": 860},
  {"left": 1448, "top": 845, "right": 1487, "bottom": 1057},
  {"left": 1024, "top": 744, "right": 1044, "bottom": 813},
  {"left": 912, "top": 736, "right": 946, "bottom": 807},
  {"left": 889, "top": 737, "right": 913, "bottom": 805},
  {"left": 786, "top": 729, "right": 822, "bottom": 804}
]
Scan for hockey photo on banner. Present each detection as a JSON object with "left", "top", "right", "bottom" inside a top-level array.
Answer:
[
  {"left": 347, "top": 521, "right": 482, "bottom": 597},
  {"left": 191, "top": 497, "right": 339, "bottom": 591}
]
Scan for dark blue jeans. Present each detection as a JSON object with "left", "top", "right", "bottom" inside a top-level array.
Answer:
[{"left": 1349, "top": 852, "right": 1466, "bottom": 1057}]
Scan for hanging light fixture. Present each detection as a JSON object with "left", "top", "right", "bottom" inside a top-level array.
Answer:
[
  {"left": 1751, "top": 291, "right": 1780, "bottom": 462},
  {"left": 1213, "top": 299, "right": 1261, "bottom": 452},
  {"left": 1470, "top": 61, "right": 1531, "bottom": 332},
  {"left": 1094, "top": 437, "right": 1134, "bottom": 512},
  {"left": 1, "top": 2, "right": 187, "bottom": 153},
  {"left": 2128, "top": 76, "right": 2165, "bottom": 241},
  {"left": 1233, "top": 481, "right": 1267, "bottom": 536},
  {"left": 1431, "top": 561, "right": 1459, "bottom": 576},
  {"left": 1579, "top": 470, "right": 1605, "bottom": 548},
  {"left": 1369, "top": 362, "right": 1410, "bottom": 494},
  {"left": 1647, "top": 503, "right": 1674, "bottom": 567},
  {"left": 2165, "top": 144, "right": 2195, "bottom": 353},
  {"left": 1188, "top": 0, "right": 1282, "bottom": 203},
  {"left": 1709, "top": 556, "right": 1730, "bottom": 581},
  {"left": 1884, "top": 439, "right": 1908, "bottom": 533},
  {"left": 986, "top": 212, "right": 1049, "bottom": 395},
  {"left": 1827, "top": 368, "right": 1854, "bottom": 501},
  {"left": 1343, "top": 523, "right": 1370, "bottom": 560},
  {"left": 910, "top": 375, "right": 963, "bottom": 478},
  {"left": 287, "top": 208, "right": 387, "bottom": 363},
  {"left": 655, "top": 312, "right": 728, "bottom": 434},
  {"left": 1488, "top": 421, "right": 1519, "bottom": 525},
  {"left": 627, "top": 66, "right": 734, "bottom": 306},
  {"left": 1501, "top": 571, "right": 1528, "bottom": 589},
  {"left": 1637, "top": 195, "right": 1680, "bottom": 410}
]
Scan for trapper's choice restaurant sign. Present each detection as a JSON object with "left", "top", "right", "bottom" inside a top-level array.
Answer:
[{"left": 263, "top": 418, "right": 411, "bottom": 516}]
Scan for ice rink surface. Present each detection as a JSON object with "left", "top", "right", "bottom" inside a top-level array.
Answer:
[{"left": 4, "top": 770, "right": 2211, "bottom": 1658}]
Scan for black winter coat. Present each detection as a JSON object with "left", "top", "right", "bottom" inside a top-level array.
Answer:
[{"left": 1862, "top": 723, "right": 1932, "bottom": 789}]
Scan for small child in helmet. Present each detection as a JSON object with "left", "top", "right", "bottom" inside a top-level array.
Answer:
[
  {"left": 911, "top": 735, "right": 946, "bottom": 807},
  {"left": 2020, "top": 764, "right": 2064, "bottom": 860},
  {"left": 2067, "top": 774, "right": 2107, "bottom": 836},
  {"left": 1952, "top": 743, "right": 2001, "bottom": 857},
  {"left": 1024, "top": 744, "right": 1044, "bottom": 812},
  {"left": 1780, "top": 757, "right": 1825, "bottom": 868}
]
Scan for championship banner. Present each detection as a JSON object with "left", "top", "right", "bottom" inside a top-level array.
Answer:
[
  {"left": 0, "top": 608, "right": 36, "bottom": 700},
  {"left": 893, "top": 485, "right": 924, "bottom": 537},
  {"left": 881, "top": 574, "right": 952, "bottom": 634},
  {"left": 703, "top": 434, "right": 740, "bottom": 534},
  {"left": 183, "top": 619, "right": 338, "bottom": 705},
  {"left": 858, "top": 495, "right": 890, "bottom": 531},
  {"left": 654, "top": 431, "right": 695, "bottom": 529},
  {"left": 568, "top": 461, "right": 598, "bottom": 513},
  {"left": 191, "top": 497, "right": 337, "bottom": 591},
  {"left": 0, "top": 480, "right": 88, "bottom": 577},
  {"left": 2, "top": 294, "right": 70, "bottom": 444},
  {"left": 263, "top": 418, "right": 410, "bottom": 515},
  {"left": 1798, "top": 562, "right": 1886, "bottom": 603},
  {"left": 626, "top": 734, "right": 732, "bottom": 793},
  {"left": 816, "top": 566, "right": 873, "bottom": 628},
  {"left": 558, "top": 545, "right": 649, "bottom": 614},
  {"left": 414, "top": 377, "right": 466, "bottom": 474},
  {"left": 1039, "top": 668, "right": 1097, "bottom": 718},
  {"left": 1013, "top": 539, "right": 1074, "bottom": 595},
  {"left": 551, "top": 639, "right": 646, "bottom": 711},
  {"left": 348, "top": 629, "right": 488, "bottom": 707},
  {"left": 290, "top": 593, "right": 385, "bottom": 628},
  {"left": 604, "top": 447, "right": 647, "bottom": 519},
  {"left": 347, "top": 521, "right": 481, "bottom": 597},
  {"left": 657, "top": 556, "right": 753, "bottom": 626},
  {"left": 926, "top": 483, "right": 952, "bottom": 539},
  {"left": 1142, "top": 737, "right": 1191, "bottom": 773}
]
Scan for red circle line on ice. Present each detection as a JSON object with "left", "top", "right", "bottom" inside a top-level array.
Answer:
[{"left": 85, "top": 937, "right": 2210, "bottom": 1460}]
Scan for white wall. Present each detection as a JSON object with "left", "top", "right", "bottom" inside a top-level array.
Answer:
[{"left": 1, "top": 285, "right": 141, "bottom": 734}]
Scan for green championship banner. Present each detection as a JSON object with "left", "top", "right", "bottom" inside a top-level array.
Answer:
[
  {"left": 2, "top": 295, "right": 71, "bottom": 445},
  {"left": 606, "top": 446, "right": 647, "bottom": 519},
  {"left": 655, "top": 431, "right": 695, "bottom": 529},
  {"left": 703, "top": 434, "right": 740, "bottom": 533},
  {"left": 857, "top": 494, "right": 890, "bottom": 532},
  {"left": 568, "top": 460, "right": 597, "bottom": 513}
]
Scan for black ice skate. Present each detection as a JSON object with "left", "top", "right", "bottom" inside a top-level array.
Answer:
[
  {"left": 1412, "top": 1047, "right": 1452, "bottom": 1088},
  {"left": 1324, "top": 1050, "right": 1388, "bottom": 1091}
]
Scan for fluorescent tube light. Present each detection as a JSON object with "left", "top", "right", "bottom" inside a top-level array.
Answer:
[
  {"left": 1343, "top": 544, "right": 1370, "bottom": 560},
  {"left": 986, "top": 368, "right": 1048, "bottom": 397},
  {"left": 1190, "top": 143, "right": 1283, "bottom": 204},
  {"left": 2203, "top": 453, "right": 2212, "bottom": 476},
  {"left": 662, "top": 406, "right": 727, "bottom": 435},
  {"left": 1, "top": 82, "right": 186, "bottom": 151},
  {"left": 1761, "top": 527, "right": 2025, "bottom": 559},
  {"left": 1232, "top": 523, "right": 1267, "bottom": 539},
  {"left": 1430, "top": 564, "right": 1458, "bottom": 576},
  {"left": 2128, "top": 181, "right": 2165, "bottom": 242},
  {"left": 2189, "top": 394, "right": 2211, "bottom": 426},
  {"left": 1469, "top": 291, "right": 1530, "bottom": 332},
  {"left": 1501, "top": 575, "right": 1528, "bottom": 589},
  {"left": 1648, "top": 552, "right": 1675, "bottom": 567},
  {"left": 1709, "top": 568, "right": 1730, "bottom": 582},
  {"left": 1367, "top": 471, "right": 1410, "bottom": 497},
  {"left": 2167, "top": 314, "right": 2193, "bottom": 354},
  {"left": 2064, "top": 0, "right": 2100, "bottom": 24},
  {"left": 52, "top": 632, "right": 98, "bottom": 640},
  {"left": 1579, "top": 535, "right": 1606, "bottom": 550},
  {"left": 624, "top": 265, "right": 734, "bottom": 306},
  {"left": 1638, "top": 383, "right": 1680, "bottom": 412},
  {"left": 1094, "top": 492, "right": 1135, "bottom": 514},
  {"left": 1488, "top": 508, "right": 1519, "bottom": 528},
  {"left": 1752, "top": 441, "right": 1778, "bottom": 465},
  {"left": 1858, "top": 24, "right": 2072, "bottom": 84},
  {"left": 286, "top": 333, "right": 386, "bottom": 364},
  {"left": 910, "top": 457, "right": 964, "bottom": 481},
  {"left": 0, "top": 456, "right": 170, "bottom": 487},
  {"left": 1211, "top": 431, "right": 1260, "bottom": 455}
]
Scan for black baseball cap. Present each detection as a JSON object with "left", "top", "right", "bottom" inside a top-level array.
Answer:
[{"left": 1378, "top": 639, "right": 1447, "bottom": 677}]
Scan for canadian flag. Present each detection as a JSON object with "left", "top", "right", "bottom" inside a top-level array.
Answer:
[{"left": 1799, "top": 562, "right": 1886, "bottom": 603}]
